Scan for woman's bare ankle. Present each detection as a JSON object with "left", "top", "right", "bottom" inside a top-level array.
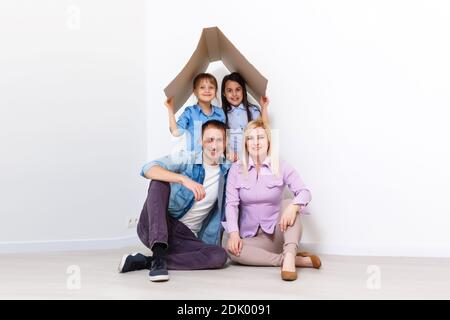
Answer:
[
  {"left": 282, "top": 252, "right": 296, "bottom": 272},
  {"left": 295, "top": 256, "right": 314, "bottom": 267}
]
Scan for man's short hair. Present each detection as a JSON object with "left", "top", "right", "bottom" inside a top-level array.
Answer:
[{"left": 201, "top": 120, "right": 228, "bottom": 138}]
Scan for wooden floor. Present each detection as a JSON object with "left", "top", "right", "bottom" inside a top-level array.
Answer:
[{"left": 1, "top": 247, "right": 450, "bottom": 299}]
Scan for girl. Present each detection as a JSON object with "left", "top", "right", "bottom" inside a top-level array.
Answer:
[
  {"left": 221, "top": 72, "right": 269, "bottom": 162},
  {"left": 166, "top": 73, "right": 226, "bottom": 155},
  {"left": 222, "top": 120, "right": 321, "bottom": 281}
]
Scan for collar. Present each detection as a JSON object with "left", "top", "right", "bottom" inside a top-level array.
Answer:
[
  {"left": 229, "top": 103, "right": 246, "bottom": 112},
  {"left": 194, "top": 104, "right": 219, "bottom": 117},
  {"left": 248, "top": 156, "right": 271, "bottom": 170},
  {"left": 194, "top": 151, "right": 231, "bottom": 173}
]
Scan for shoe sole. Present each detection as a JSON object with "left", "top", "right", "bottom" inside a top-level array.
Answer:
[
  {"left": 118, "top": 254, "right": 129, "bottom": 273},
  {"left": 149, "top": 274, "right": 169, "bottom": 282}
]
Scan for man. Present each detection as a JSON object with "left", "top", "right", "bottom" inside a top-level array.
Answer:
[{"left": 118, "top": 120, "right": 230, "bottom": 282}]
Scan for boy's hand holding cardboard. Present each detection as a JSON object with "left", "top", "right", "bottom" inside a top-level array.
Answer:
[{"left": 165, "top": 97, "right": 175, "bottom": 113}]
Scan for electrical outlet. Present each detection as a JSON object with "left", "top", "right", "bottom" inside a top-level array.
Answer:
[{"left": 126, "top": 216, "right": 139, "bottom": 229}]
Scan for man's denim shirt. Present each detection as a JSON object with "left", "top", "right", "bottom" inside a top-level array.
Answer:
[{"left": 140, "top": 151, "right": 231, "bottom": 245}]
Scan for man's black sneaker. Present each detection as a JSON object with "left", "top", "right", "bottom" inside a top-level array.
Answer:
[
  {"left": 118, "top": 253, "right": 150, "bottom": 273},
  {"left": 149, "top": 256, "right": 169, "bottom": 282}
]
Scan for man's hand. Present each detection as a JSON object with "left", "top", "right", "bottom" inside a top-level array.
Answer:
[
  {"left": 227, "top": 232, "right": 243, "bottom": 256},
  {"left": 180, "top": 176, "right": 206, "bottom": 201}
]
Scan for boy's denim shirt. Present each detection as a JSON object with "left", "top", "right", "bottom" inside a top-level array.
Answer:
[
  {"left": 176, "top": 104, "right": 226, "bottom": 154},
  {"left": 140, "top": 151, "right": 231, "bottom": 245}
]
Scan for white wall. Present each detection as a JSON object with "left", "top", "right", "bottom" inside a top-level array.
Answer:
[
  {"left": 146, "top": 0, "right": 450, "bottom": 257},
  {"left": 1, "top": 0, "right": 448, "bottom": 257},
  {"left": 0, "top": 0, "right": 147, "bottom": 251}
]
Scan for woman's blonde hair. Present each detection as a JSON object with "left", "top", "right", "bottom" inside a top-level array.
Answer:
[{"left": 241, "top": 119, "right": 279, "bottom": 177}]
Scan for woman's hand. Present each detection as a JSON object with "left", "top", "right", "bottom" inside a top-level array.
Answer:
[
  {"left": 180, "top": 175, "right": 206, "bottom": 201},
  {"left": 227, "top": 232, "right": 243, "bottom": 256},
  {"left": 279, "top": 204, "right": 300, "bottom": 232}
]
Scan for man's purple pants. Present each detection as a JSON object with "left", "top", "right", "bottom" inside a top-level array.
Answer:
[{"left": 137, "top": 180, "right": 227, "bottom": 270}]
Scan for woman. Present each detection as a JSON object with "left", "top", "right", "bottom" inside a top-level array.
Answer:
[{"left": 222, "top": 119, "right": 321, "bottom": 281}]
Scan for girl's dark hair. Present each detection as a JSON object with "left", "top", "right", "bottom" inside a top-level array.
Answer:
[{"left": 221, "top": 72, "right": 254, "bottom": 125}]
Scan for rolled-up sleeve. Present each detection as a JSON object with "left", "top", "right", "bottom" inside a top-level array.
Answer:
[
  {"left": 140, "top": 151, "right": 191, "bottom": 179},
  {"left": 223, "top": 163, "right": 241, "bottom": 233},
  {"left": 282, "top": 161, "right": 312, "bottom": 209},
  {"left": 176, "top": 107, "right": 191, "bottom": 135},
  {"left": 250, "top": 105, "right": 262, "bottom": 121}
]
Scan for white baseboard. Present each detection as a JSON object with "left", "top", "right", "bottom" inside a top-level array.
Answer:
[
  {"left": 0, "top": 235, "right": 140, "bottom": 254},
  {"left": 299, "top": 242, "right": 450, "bottom": 258},
  {"left": 1, "top": 237, "right": 449, "bottom": 258}
]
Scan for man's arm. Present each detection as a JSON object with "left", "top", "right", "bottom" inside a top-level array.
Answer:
[
  {"left": 144, "top": 165, "right": 183, "bottom": 183},
  {"left": 145, "top": 165, "right": 206, "bottom": 201}
]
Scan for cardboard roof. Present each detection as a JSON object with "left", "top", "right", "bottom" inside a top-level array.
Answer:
[{"left": 164, "top": 27, "right": 268, "bottom": 113}]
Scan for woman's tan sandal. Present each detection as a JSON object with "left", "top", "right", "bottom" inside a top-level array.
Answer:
[{"left": 297, "top": 252, "right": 322, "bottom": 269}]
